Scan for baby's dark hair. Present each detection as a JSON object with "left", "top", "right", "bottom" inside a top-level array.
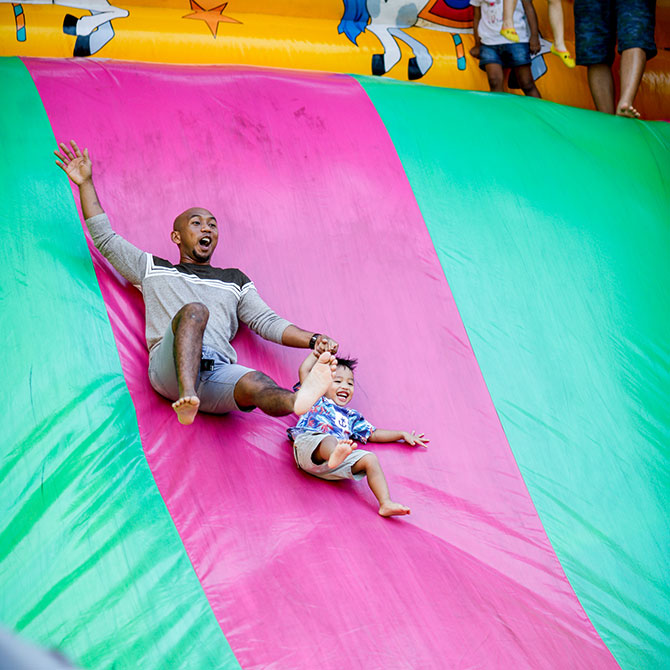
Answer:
[{"left": 335, "top": 356, "right": 358, "bottom": 372}]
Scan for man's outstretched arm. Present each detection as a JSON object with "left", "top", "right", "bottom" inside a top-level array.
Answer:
[
  {"left": 55, "top": 140, "right": 104, "bottom": 219},
  {"left": 282, "top": 326, "right": 338, "bottom": 354},
  {"left": 55, "top": 140, "right": 147, "bottom": 286},
  {"left": 238, "top": 288, "right": 338, "bottom": 353}
]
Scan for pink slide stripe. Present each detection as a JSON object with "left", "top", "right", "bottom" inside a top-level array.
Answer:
[{"left": 29, "top": 59, "right": 616, "bottom": 668}]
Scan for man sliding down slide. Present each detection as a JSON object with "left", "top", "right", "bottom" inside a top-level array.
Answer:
[{"left": 56, "top": 140, "right": 338, "bottom": 425}]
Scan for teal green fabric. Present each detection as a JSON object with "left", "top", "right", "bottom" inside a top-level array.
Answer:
[
  {"left": 0, "top": 58, "right": 239, "bottom": 670},
  {"left": 357, "top": 77, "right": 670, "bottom": 669}
]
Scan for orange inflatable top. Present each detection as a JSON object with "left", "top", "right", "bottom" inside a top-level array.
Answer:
[{"left": 1, "top": 0, "right": 668, "bottom": 118}]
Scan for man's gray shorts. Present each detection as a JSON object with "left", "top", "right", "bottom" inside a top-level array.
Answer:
[
  {"left": 148, "top": 324, "right": 255, "bottom": 414},
  {"left": 292, "top": 431, "right": 371, "bottom": 481}
]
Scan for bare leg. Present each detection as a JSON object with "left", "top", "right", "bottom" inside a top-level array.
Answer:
[
  {"left": 233, "top": 352, "right": 336, "bottom": 417},
  {"left": 547, "top": 0, "right": 566, "bottom": 51},
  {"left": 484, "top": 63, "right": 505, "bottom": 92},
  {"left": 587, "top": 63, "right": 616, "bottom": 114},
  {"left": 617, "top": 47, "right": 646, "bottom": 118},
  {"left": 502, "top": 0, "right": 514, "bottom": 28},
  {"left": 547, "top": 0, "right": 575, "bottom": 67},
  {"left": 171, "top": 302, "right": 208, "bottom": 424},
  {"left": 515, "top": 65, "right": 541, "bottom": 98},
  {"left": 501, "top": 0, "right": 518, "bottom": 40},
  {"left": 352, "top": 454, "right": 410, "bottom": 517},
  {"left": 311, "top": 436, "right": 356, "bottom": 468},
  {"left": 234, "top": 371, "right": 298, "bottom": 416}
]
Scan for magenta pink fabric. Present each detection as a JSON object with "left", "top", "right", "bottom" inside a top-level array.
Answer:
[{"left": 29, "top": 59, "right": 617, "bottom": 669}]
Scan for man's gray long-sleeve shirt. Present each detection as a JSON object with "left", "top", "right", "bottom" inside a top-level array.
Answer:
[{"left": 86, "top": 213, "right": 291, "bottom": 362}]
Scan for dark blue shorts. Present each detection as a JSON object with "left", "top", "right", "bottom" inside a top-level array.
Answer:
[
  {"left": 478, "top": 42, "right": 531, "bottom": 71},
  {"left": 574, "top": 0, "right": 657, "bottom": 66}
]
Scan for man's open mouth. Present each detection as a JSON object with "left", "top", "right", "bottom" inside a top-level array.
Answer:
[{"left": 199, "top": 236, "right": 212, "bottom": 248}]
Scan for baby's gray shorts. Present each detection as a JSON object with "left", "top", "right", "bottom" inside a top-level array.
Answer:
[{"left": 292, "top": 431, "right": 371, "bottom": 481}]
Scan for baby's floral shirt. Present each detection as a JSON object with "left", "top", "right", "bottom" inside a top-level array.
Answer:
[{"left": 287, "top": 397, "right": 375, "bottom": 443}]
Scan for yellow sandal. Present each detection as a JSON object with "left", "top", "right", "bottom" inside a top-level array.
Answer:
[
  {"left": 500, "top": 27, "right": 520, "bottom": 43},
  {"left": 551, "top": 46, "right": 576, "bottom": 68}
]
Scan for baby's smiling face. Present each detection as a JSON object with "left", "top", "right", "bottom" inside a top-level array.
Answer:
[{"left": 325, "top": 365, "right": 355, "bottom": 407}]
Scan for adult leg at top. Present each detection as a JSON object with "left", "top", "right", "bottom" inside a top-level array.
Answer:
[
  {"left": 615, "top": 0, "right": 656, "bottom": 117},
  {"left": 617, "top": 47, "right": 646, "bottom": 117},
  {"left": 547, "top": 0, "right": 567, "bottom": 52},
  {"left": 171, "top": 302, "right": 208, "bottom": 424},
  {"left": 587, "top": 63, "right": 616, "bottom": 113},
  {"left": 501, "top": 0, "right": 518, "bottom": 39},
  {"left": 574, "top": 0, "right": 616, "bottom": 112},
  {"left": 547, "top": 0, "right": 576, "bottom": 67}
]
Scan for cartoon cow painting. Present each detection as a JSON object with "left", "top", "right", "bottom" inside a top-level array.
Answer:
[
  {"left": 339, "top": 0, "right": 474, "bottom": 79},
  {"left": 8, "top": 1, "right": 129, "bottom": 56}
]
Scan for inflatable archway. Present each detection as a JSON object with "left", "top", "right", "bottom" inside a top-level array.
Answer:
[{"left": 1, "top": 3, "right": 669, "bottom": 670}]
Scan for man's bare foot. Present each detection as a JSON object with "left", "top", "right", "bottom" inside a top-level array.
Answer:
[
  {"left": 294, "top": 351, "right": 337, "bottom": 415},
  {"left": 172, "top": 395, "right": 200, "bottom": 425},
  {"left": 616, "top": 102, "right": 640, "bottom": 118},
  {"left": 379, "top": 501, "right": 411, "bottom": 517},
  {"left": 328, "top": 439, "right": 355, "bottom": 468}
]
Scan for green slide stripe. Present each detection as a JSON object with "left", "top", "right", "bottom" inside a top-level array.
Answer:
[
  {"left": 356, "top": 76, "right": 670, "bottom": 669},
  {"left": 0, "top": 58, "right": 239, "bottom": 669}
]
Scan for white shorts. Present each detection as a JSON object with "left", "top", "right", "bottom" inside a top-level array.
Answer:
[{"left": 292, "top": 431, "right": 371, "bottom": 481}]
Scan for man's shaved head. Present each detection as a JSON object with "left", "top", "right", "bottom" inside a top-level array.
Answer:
[
  {"left": 173, "top": 207, "right": 215, "bottom": 232},
  {"left": 170, "top": 207, "right": 219, "bottom": 265}
]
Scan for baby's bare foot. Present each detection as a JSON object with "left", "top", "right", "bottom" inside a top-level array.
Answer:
[
  {"left": 328, "top": 439, "right": 355, "bottom": 468},
  {"left": 294, "top": 351, "right": 336, "bottom": 415},
  {"left": 172, "top": 395, "right": 200, "bottom": 425},
  {"left": 379, "top": 501, "right": 411, "bottom": 517}
]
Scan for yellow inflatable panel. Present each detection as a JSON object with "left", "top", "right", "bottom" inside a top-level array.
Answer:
[{"left": 1, "top": 0, "right": 668, "bottom": 118}]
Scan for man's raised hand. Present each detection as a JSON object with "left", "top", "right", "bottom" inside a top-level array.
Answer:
[
  {"left": 55, "top": 140, "right": 92, "bottom": 186},
  {"left": 55, "top": 140, "right": 104, "bottom": 219}
]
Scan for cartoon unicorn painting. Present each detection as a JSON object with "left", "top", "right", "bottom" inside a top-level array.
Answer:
[
  {"left": 338, "top": 0, "right": 474, "bottom": 79},
  {"left": 7, "top": 1, "right": 129, "bottom": 56}
]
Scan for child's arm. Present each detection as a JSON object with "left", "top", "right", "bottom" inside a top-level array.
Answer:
[
  {"left": 521, "top": 0, "right": 540, "bottom": 55},
  {"left": 470, "top": 6, "right": 481, "bottom": 59},
  {"left": 368, "top": 429, "right": 429, "bottom": 448},
  {"left": 298, "top": 349, "right": 321, "bottom": 384}
]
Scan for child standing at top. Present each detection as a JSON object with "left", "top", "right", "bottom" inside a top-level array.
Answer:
[
  {"left": 501, "top": 0, "right": 575, "bottom": 68},
  {"left": 288, "top": 351, "right": 428, "bottom": 518},
  {"left": 470, "top": 0, "right": 542, "bottom": 98}
]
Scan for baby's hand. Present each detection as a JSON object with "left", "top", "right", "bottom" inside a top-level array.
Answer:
[
  {"left": 469, "top": 45, "right": 480, "bottom": 60},
  {"left": 401, "top": 431, "right": 429, "bottom": 448}
]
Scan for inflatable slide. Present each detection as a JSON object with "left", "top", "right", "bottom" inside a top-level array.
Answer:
[{"left": 1, "top": 3, "right": 669, "bottom": 669}]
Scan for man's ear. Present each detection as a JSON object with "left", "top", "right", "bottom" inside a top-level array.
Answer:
[{"left": 170, "top": 230, "right": 181, "bottom": 245}]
